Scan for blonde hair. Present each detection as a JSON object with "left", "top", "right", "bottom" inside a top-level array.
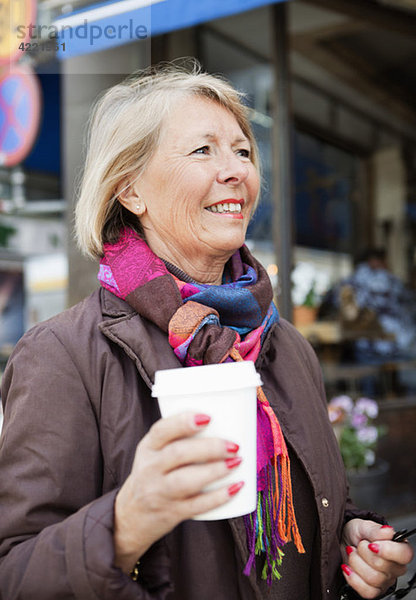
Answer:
[{"left": 75, "top": 59, "right": 261, "bottom": 260}]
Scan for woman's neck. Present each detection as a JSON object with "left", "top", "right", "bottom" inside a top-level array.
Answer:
[
  {"left": 163, "top": 257, "right": 224, "bottom": 285},
  {"left": 153, "top": 248, "right": 229, "bottom": 285}
]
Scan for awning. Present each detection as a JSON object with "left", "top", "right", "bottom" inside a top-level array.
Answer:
[{"left": 54, "top": 0, "right": 291, "bottom": 59}]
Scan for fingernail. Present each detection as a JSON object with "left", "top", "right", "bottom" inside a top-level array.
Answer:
[
  {"left": 341, "top": 564, "right": 352, "bottom": 576},
  {"left": 194, "top": 414, "right": 211, "bottom": 427},
  {"left": 346, "top": 546, "right": 354, "bottom": 556},
  {"left": 225, "top": 457, "right": 242, "bottom": 469},
  {"left": 381, "top": 525, "right": 393, "bottom": 529},
  {"left": 225, "top": 441, "right": 240, "bottom": 453},
  {"left": 369, "top": 543, "right": 379, "bottom": 554},
  {"left": 228, "top": 481, "right": 244, "bottom": 496}
]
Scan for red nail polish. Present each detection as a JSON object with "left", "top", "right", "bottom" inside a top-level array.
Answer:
[
  {"left": 341, "top": 564, "right": 352, "bottom": 576},
  {"left": 369, "top": 543, "right": 379, "bottom": 554},
  {"left": 194, "top": 414, "right": 211, "bottom": 427},
  {"left": 225, "top": 457, "right": 242, "bottom": 469},
  {"left": 346, "top": 546, "right": 354, "bottom": 556},
  {"left": 228, "top": 481, "right": 244, "bottom": 496},
  {"left": 381, "top": 525, "right": 393, "bottom": 529},
  {"left": 225, "top": 441, "right": 240, "bottom": 453}
]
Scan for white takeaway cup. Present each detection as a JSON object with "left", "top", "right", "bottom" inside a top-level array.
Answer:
[{"left": 152, "top": 361, "right": 261, "bottom": 521}]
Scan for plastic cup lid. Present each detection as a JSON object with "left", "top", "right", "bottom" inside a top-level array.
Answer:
[{"left": 152, "top": 361, "right": 262, "bottom": 397}]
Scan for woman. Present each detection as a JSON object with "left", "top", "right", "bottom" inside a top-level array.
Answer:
[{"left": 0, "top": 63, "right": 412, "bottom": 600}]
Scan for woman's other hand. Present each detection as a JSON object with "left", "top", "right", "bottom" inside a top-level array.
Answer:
[
  {"left": 113, "top": 412, "right": 243, "bottom": 574},
  {"left": 341, "top": 518, "right": 414, "bottom": 598}
]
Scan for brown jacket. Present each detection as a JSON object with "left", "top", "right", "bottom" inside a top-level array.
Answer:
[{"left": 0, "top": 289, "right": 377, "bottom": 600}]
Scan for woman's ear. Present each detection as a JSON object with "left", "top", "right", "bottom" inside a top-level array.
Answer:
[{"left": 116, "top": 179, "right": 146, "bottom": 217}]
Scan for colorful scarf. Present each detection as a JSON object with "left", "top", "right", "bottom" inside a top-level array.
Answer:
[{"left": 98, "top": 228, "right": 304, "bottom": 583}]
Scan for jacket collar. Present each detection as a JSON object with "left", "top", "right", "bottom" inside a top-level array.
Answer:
[
  {"left": 100, "top": 286, "right": 134, "bottom": 317},
  {"left": 98, "top": 288, "right": 181, "bottom": 389}
]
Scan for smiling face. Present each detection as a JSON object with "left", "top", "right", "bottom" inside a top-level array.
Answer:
[{"left": 121, "top": 94, "right": 260, "bottom": 284}]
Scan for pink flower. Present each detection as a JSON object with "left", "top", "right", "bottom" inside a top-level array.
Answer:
[
  {"left": 328, "top": 395, "right": 353, "bottom": 414},
  {"left": 355, "top": 398, "right": 378, "bottom": 419},
  {"left": 328, "top": 394, "right": 383, "bottom": 471},
  {"left": 357, "top": 426, "right": 378, "bottom": 444},
  {"left": 351, "top": 412, "right": 367, "bottom": 429}
]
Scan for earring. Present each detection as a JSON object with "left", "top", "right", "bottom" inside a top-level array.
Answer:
[{"left": 135, "top": 204, "right": 140, "bottom": 211}]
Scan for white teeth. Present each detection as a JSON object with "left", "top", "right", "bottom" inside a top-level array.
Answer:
[{"left": 206, "top": 203, "right": 242, "bottom": 213}]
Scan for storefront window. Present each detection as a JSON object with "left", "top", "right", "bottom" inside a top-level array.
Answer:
[{"left": 294, "top": 131, "right": 359, "bottom": 253}]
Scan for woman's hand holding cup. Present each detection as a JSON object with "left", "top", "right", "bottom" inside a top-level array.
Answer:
[{"left": 113, "top": 411, "right": 243, "bottom": 575}]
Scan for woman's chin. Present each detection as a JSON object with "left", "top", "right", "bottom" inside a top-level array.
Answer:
[
  {"left": 211, "top": 235, "right": 246, "bottom": 256},
  {"left": 204, "top": 226, "right": 247, "bottom": 253}
]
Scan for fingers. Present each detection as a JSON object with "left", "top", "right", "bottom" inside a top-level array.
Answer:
[
  {"left": 341, "top": 562, "right": 391, "bottom": 599},
  {"left": 130, "top": 410, "right": 244, "bottom": 516},
  {"left": 164, "top": 457, "right": 243, "bottom": 499},
  {"left": 157, "top": 436, "right": 237, "bottom": 473},
  {"left": 366, "top": 524, "right": 396, "bottom": 543},
  {"left": 348, "top": 537, "right": 414, "bottom": 570},
  {"left": 342, "top": 539, "right": 414, "bottom": 599},
  {"left": 145, "top": 411, "right": 212, "bottom": 451},
  {"left": 343, "top": 519, "right": 395, "bottom": 548},
  {"left": 184, "top": 481, "right": 245, "bottom": 519},
  {"left": 348, "top": 540, "right": 408, "bottom": 579},
  {"left": 366, "top": 539, "right": 414, "bottom": 566},
  {"left": 134, "top": 458, "right": 245, "bottom": 525},
  {"left": 138, "top": 412, "right": 240, "bottom": 476}
]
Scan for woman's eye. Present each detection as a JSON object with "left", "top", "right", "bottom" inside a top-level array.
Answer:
[
  {"left": 237, "top": 148, "right": 251, "bottom": 158},
  {"left": 193, "top": 146, "right": 210, "bottom": 155}
]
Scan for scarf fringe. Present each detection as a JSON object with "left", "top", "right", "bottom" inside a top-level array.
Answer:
[
  {"left": 232, "top": 349, "right": 304, "bottom": 584},
  {"left": 243, "top": 452, "right": 305, "bottom": 584}
]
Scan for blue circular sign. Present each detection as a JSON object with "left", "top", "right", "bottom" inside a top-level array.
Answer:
[{"left": 0, "top": 64, "right": 41, "bottom": 166}]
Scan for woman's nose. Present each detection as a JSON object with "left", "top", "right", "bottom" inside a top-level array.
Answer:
[{"left": 216, "top": 153, "right": 249, "bottom": 185}]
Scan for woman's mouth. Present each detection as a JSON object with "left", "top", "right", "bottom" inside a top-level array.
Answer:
[{"left": 205, "top": 201, "right": 243, "bottom": 215}]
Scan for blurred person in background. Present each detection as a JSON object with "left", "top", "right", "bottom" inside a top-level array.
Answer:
[
  {"left": 320, "top": 248, "right": 416, "bottom": 365},
  {"left": 0, "top": 63, "right": 412, "bottom": 600}
]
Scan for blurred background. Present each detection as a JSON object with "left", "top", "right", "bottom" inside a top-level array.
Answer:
[{"left": 2, "top": 0, "right": 416, "bottom": 522}]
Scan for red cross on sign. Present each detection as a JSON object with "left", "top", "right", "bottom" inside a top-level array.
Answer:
[{"left": 0, "top": 63, "right": 41, "bottom": 167}]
